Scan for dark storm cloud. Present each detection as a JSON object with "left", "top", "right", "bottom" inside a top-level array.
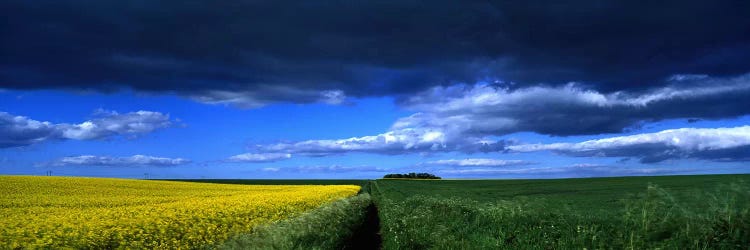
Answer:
[{"left": 2, "top": 1, "right": 750, "bottom": 106}]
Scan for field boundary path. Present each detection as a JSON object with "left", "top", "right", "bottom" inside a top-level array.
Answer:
[
  {"left": 343, "top": 180, "right": 383, "bottom": 249},
  {"left": 343, "top": 201, "right": 382, "bottom": 250}
]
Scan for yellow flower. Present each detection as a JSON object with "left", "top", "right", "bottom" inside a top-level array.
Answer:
[{"left": 0, "top": 176, "right": 359, "bottom": 249}]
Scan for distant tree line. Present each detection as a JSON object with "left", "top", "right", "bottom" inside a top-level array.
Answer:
[{"left": 383, "top": 173, "right": 441, "bottom": 179}]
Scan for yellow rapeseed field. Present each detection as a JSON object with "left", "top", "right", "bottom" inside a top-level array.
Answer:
[{"left": 0, "top": 176, "right": 360, "bottom": 249}]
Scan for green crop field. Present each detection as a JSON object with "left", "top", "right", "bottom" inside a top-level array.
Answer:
[
  {"left": 371, "top": 174, "right": 750, "bottom": 213},
  {"left": 369, "top": 174, "right": 750, "bottom": 249}
]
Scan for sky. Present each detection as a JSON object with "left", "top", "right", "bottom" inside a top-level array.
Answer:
[{"left": 1, "top": 1, "right": 749, "bottom": 179}]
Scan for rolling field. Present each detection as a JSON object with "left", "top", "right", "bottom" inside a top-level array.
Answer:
[
  {"left": 3, "top": 174, "right": 749, "bottom": 249},
  {"left": 371, "top": 174, "right": 750, "bottom": 214},
  {"left": 371, "top": 174, "right": 750, "bottom": 249},
  {"left": 0, "top": 176, "right": 360, "bottom": 249}
]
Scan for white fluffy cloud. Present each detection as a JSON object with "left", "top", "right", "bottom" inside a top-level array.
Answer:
[
  {"left": 0, "top": 112, "right": 58, "bottom": 148},
  {"left": 248, "top": 74, "right": 750, "bottom": 156},
  {"left": 425, "top": 158, "right": 534, "bottom": 167},
  {"left": 0, "top": 110, "right": 172, "bottom": 148},
  {"left": 508, "top": 126, "right": 750, "bottom": 163},
  {"left": 260, "top": 165, "right": 388, "bottom": 173},
  {"left": 404, "top": 75, "right": 749, "bottom": 112},
  {"left": 253, "top": 128, "right": 507, "bottom": 156},
  {"left": 45, "top": 155, "right": 191, "bottom": 167},
  {"left": 227, "top": 153, "right": 291, "bottom": 163},
  {"left": 59, "top": 110, "right": 172, "bottom": 140},
  {"left": 396, "top": 73, "right": 750, "bottom": 136}
]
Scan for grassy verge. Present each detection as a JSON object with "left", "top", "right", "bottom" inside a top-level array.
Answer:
[
  {"left": 377, "top": 182, "right": 750, "bottom": 249},
  {"left": 214, "top": 193, "right": 372, "bottom": 250}
]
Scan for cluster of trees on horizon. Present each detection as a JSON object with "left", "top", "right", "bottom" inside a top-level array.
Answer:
[{"left": 383, "top": 173, "right": 441, "bottom": 179}]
